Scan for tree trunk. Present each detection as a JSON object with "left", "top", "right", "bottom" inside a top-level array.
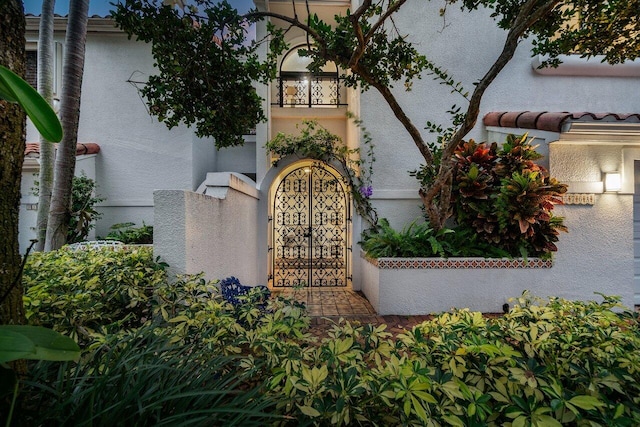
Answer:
[
  {"left": 0, "top": 0, "right": 27, "bottom": 325},
  {"left": 421, "top": 0, "right": 560, "bottom": 230},
  {"left": 45, "top": 0, "right": 89, "bottom": 251},
  {"left": 35, "top": 0, "right": 56, "bottom": 252}
]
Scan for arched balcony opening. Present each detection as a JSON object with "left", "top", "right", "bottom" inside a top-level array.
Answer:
[{"left": 272, "top": 45, "right": 347, "bottom": 108}]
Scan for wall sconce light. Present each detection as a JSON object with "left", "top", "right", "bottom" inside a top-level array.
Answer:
[{"left": 604, "top": 171, "right": 622, "bottom": 192}]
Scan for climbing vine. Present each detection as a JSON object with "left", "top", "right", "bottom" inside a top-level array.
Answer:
[{"left": 265, "top": 115, "right": 378, "bottom": 230}]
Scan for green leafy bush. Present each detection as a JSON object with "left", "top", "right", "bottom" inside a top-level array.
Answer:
[
  {"left": 16, "top": 270, "right": 309, "bottom": 425},
  {"left": 18, "top": 325, "right": 277, "bottom": 427},
  {"left": 408, "top": 133, "right": 568, "bottom": 259},
  {"left": 102, "top": 222, "right": 153, "bottom": 244},
  {"left": 68, "top": 175, "right": 105, "bottom": 244},
  {"left": 22, "top": 247, "right": 166, "bottom": 346},
  {"left": 19, "top": 248, "right": 640, "bottom": 425},
  {"left": 360, "top": 218, "right": 454, "bottom": 258},
  {"left": 263, "top": 294, "right": 640, "bottom": 425}
]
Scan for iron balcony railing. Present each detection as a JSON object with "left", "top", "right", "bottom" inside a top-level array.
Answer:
[{"left": 272, "top": 72, "right": 348, "bottom": 108}]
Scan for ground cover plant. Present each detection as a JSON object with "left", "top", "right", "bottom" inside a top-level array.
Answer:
[{"left": 15, "top": 245, "right": 640, "bottom": 425}]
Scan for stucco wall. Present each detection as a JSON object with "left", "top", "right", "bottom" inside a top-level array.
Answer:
[
  {"left": 25, "top": 27, "right": 201, "bottom": 238},
  {"left": 154, "top": 177, "right": 260, "bottom": 284},
  {"left": 363, "top": 219, "right": 633, "bottom": 314},
  {"left": 358, "top": 2, "right": 640, "bottom": 202}
]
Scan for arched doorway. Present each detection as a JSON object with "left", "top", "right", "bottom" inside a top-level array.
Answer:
[{"left": 269, "top": 162, "right": 351, "bottom": 287}]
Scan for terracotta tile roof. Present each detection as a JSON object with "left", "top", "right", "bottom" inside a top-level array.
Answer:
[
  {"left": 483, "top": 111, "right": 640, "bottom": 133},
  {"left": 25, "top": 142, "right": 101, "bottom": 158}
]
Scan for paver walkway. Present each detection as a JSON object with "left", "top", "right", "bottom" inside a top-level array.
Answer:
[{"left": 271, "top": 288, "right": 433, "bottom": 331}]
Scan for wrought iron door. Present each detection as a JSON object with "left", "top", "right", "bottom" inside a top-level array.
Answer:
[{"left": 272, "top": 165, "right": 349, "bottom": 287}]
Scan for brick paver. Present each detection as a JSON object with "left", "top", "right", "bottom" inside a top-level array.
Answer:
[{"left": 272, "top": 288, "right": 435, "bottom": 333}]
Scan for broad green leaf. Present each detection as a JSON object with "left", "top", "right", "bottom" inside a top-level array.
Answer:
[
  {"left": 0, "top": 65, "right": 62, "bottom": 142},
  {"left": 567, "top": 395, "right": 605, "bottom": 411},
  {"left": 534, "top": 414, "right": 562, "bottom": 426},
  {"left": 442, "top": 414, "right": 465, "bottom": 427},
  {"left": 0, "top": 325, "right": 80, "bottom": 363},
  {"left": 411, "top": 395, "right": 429, "bottom": 422},
  {"left": 298, "top": 405, "right": 321, "bottom": 417},
  {"left": 512, "top": 415, "right": 527, "bottom": 427},
  {"left": 0, "top": 329, "right": 36, "bottom": 363}
]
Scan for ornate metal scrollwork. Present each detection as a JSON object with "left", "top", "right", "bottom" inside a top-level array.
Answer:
[{"left": 272, "top": 165, "right": 349, "bottom": 287}]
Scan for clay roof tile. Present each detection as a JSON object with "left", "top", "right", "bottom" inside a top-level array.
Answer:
[
  {"left": 483, "top": 111, "right": 640, "bottom": 132},
  {"left": 24, "top": 142, "right": 101, "bottom": 158}
]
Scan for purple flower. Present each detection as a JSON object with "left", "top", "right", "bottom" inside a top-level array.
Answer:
[{"left": 359, "top": 185, "right": 373, "bottom": 198}]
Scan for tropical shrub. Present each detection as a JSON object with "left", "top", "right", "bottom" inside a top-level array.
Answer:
[
  {"left": 263, "top": 294, "right": 640, "bottom": 426},
  {"left": 16, "top": 269, "right": 309, "bottom": 425},
  {"left": 406, "top": 133, "right": 567, "bottom": 258},
  {"left": 22, "top": 247, "right": 166, "bottom": 346},
  {"left": 360, "top": 218, "right": 513, "bottom": 259},
  {"left": 452, "top": 134, "right": 568, "bottom": 258},
  {"left": 67, "top": 175, "right": 105, "bottom": 243},
  {"left": 102, "top": 221, "right": 154, "bottom": 244},
  {"left": 19, "top": 247, "right": 640, "bottom": 425}
]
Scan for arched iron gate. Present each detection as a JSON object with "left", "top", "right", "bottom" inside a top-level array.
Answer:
[{"left": 270, "top": 165, "right": 350, "bottom": 287}]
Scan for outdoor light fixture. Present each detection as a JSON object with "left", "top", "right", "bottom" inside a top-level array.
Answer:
[{"left": 604, "top": 171, "right": 622, "bottom": 192}]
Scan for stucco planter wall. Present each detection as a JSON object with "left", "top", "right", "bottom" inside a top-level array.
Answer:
[{"left": 361, "top": 253, "right": 561, "bottom": 315}]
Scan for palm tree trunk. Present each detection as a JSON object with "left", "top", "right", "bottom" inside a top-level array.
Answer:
[
  {"left": 45, "top": 0, "right": 89, "bottom": 251},
  {"left": 0, "top": 0, "right": 27, "bottom": 325},
  {"left": 35, "top": 0, "right": 56, "bottom": 252}
]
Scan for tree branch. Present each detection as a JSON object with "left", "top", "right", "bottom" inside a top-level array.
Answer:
[
  {"left": 364, "top": 0, "right": 408, "bottom": 43},
  {"left": 354, "top": 65, "right": 434, "bottom": 164},
  {"left": 421, "top": 0, "right": 561, "bottom": 228}
]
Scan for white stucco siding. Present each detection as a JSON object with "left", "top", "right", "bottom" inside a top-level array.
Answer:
[
  {"left": 80, "top": 33, "right": 194, "bottom": 230},
  {"left": 192, "top": 136, "right": 217, "bottom": 190},
  {"left": 155, "top": 176, "right": 260, "bottom": 284},
  {"left": 359, "top": 1, "right": 640, "bottom": 195},
  {"left": 25, "top": 29, "right": 205, "bottom": 237}
]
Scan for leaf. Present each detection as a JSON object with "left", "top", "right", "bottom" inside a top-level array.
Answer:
[
  {"left": 567, "top": 395, "right": 605, "bottom": 411},
  {"left": 442, "top": 414, "right": 465, "bottom": 427},
  {"left": 298, "top": 405, "right": 321, "bottom": 417},
  {"left": 168, "top": 315, "right": 190, "bottom": 323},
  {"left": 534, "top": 414, "right": 562, "bottom": 426},
  {"left": 0, "top": 65, "right": 63, "bottom": 142},
  {"left": 0, "top": 329, "right": 35, "bottom": 363},
  {"left": 0, "top": 325, "right": 80, "bottom": 363}
]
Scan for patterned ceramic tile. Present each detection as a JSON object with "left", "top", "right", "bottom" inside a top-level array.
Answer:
[{"left": 361, "top": 252, "right": 552, "bottom": 269}]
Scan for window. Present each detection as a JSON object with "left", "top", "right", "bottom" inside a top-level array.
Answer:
[
  {"left": 272, "top": 46, "right": 346, "bottom": 108},
  {"left": 25, "top": 41, "right": 63, "bottom": 97}
]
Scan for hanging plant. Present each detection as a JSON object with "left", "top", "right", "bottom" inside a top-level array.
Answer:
[{"left": 265, "top": 116, "right": 378, "bottom": 230}]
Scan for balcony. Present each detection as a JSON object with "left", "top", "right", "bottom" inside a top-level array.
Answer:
[{"left": 271, "top": 73, "right": 347, "bottom": 108}]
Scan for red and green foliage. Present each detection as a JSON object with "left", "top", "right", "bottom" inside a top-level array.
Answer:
[{"left": 452, "top": 134, "right": 567, "bottom": 257}]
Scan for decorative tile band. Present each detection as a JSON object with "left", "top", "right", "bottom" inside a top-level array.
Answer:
[
  {"left": 362, "top": 253, "right": 552, "bottom": 269},
  {"left": 562, "top": 194, "right": 595, "bottom": 205}
]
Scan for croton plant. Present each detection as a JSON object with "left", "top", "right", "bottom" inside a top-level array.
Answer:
[{"left": 452, "top": 134, "right": 568, "bottom": 258}]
